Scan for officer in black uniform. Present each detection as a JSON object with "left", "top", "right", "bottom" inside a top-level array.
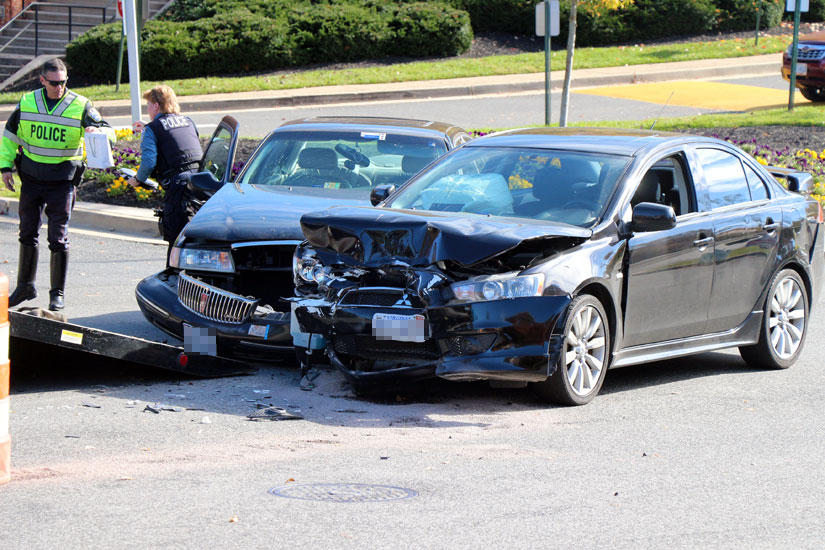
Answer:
[
  {"left": 1, "top": 58, "right": 114, "bottom": 310},
  {"left": 127, "top": 85, "right": 202, "bottom": 252}
]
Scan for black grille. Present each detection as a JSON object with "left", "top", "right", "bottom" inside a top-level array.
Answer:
[
  {"left": 340, "top": 289, "right": 424, "bottom": 308},
  {"left": 333, "top": 334, "right": 440, "bottom": 360},
  {"left": 232, "top": 244, "right": 297, "bottom": 312}
]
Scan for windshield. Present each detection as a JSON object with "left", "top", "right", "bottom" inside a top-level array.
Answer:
[
  {"left": 388, "top": 146, "right": 631, "bottom": 227},
  {"left": 236, "top": 129, "right": 448, "bottom": 199}
]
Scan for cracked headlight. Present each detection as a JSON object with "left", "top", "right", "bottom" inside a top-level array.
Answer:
[
  {"left": 293, "top": 248, "right": 329, "bottom": 284},
  {"left": 451, "top": 272, "right": 545, "bottom": 302},
  {"left": 169, "top": 247, "right": 234, "bottom": 272}
]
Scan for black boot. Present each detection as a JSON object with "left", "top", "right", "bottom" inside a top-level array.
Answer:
[
  {"left": 48, "top": 250, "right": 68, "bottom": 311},
  {"left": 9, "top": 244, "right": 38, "bottom": 307}
]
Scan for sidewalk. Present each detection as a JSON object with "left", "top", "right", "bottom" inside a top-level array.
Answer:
[{"left": 0, "top": 53, "right": 783, "bottom": 238}]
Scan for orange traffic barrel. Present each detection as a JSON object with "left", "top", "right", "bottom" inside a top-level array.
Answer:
[{"left": 0, "top": 272, "right": 10, "bottom": 485}]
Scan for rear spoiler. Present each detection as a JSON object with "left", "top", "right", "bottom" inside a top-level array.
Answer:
[{"left": 767, "top": 166, "right": 814, "bottom": 194}]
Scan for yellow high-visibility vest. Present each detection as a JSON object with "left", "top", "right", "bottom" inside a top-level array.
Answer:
[{"left": 10, "top": 89, "right": 87, "bottom": 164}]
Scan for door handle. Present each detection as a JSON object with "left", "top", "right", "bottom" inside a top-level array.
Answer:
[
  {"left": 693, "top": 236, "right": 714, "bottom": 250},
  {"left": 764, "top": 221, "right": 780, "bottom": 233}
]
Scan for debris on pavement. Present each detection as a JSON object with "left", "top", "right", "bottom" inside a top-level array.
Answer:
[
  {"left": 247, "top": 406, "right": 304, "bottom": 421},
  {"left": 82, "top": 400, "right": 102, "bottom": 408},
  {"left": 143, "top": 403, "right": 185, "bottom": 414}
]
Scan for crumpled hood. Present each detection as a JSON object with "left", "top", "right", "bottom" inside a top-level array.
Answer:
[
  {"left": 182, "top": 183, "right": 370, "bottom": 242},
  {"left": 301, "top": 206, "right": 591, "bottom": 267}
]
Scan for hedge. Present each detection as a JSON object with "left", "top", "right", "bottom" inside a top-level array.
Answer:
[
  {"left": 715, "top": 0, "right": 784, "bottom": 32},
  {"left": 66, "top": 3, "right": 472, "bottom": 81}
]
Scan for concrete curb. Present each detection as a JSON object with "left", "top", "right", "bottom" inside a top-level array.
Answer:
[
  {"left": 101, "top": 55, "right": 783, "bottom": 118},
  {"left": 0, "top": 198, "right": 161, "bottom": 239}
]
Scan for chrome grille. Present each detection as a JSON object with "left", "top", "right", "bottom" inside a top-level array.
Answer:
[
  {"left": 177, "top": 271, "right": 258, "bottom": 324},
  {"left": 795, "top": 45, "right": 825, "bottom": 61}
]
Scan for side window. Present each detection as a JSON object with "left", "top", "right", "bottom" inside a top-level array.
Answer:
[
  {"left": 744, "top": 163, "right": 769, "bottom": 201},
  {"left": 201, "top": 126, "right": 233, "bottom": 180},
  {"left": 633, "top": 155, "right": 695, "bottom": 216},
  {"left": 696, "top": 148, "right": 751, "bottom": 209}
]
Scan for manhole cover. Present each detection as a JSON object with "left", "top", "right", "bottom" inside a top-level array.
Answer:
[{"left": 269, "top": 483, "right": 417, "bottom": 502}]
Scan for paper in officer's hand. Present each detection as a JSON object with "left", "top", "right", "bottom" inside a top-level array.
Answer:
[{"left": 84, "top": 131, "right": 114, "bottom": 169}]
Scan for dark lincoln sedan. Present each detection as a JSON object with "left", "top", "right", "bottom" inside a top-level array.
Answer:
[
  {"left": 291, "top": 128, "right": 824, "bottom": 405},
  {"left": 135, "top": 116, "right": 469, "bottom": 362}
]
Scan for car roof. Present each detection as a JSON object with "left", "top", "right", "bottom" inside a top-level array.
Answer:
[
  {"left": 465, "top": 127, "right": 722, "bottom": 157},
  {"left": 277, "top": 116, "right": 467, "bottom": 140}
]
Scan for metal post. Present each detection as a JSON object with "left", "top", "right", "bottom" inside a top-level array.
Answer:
[
  {"left": 123, "top": 0, "right": 142, "bottom": 123},
  {"left": 789, "top": 1, "right": 803, "bottom": 111},
  {"left": 544, "top": 0, "right": 551, "bottom": 126},
  {"left": 68, "top": 6, "right": 72, "bottom": 42},
  {"left": 34, "top": 5, "right": 38, "bottom": 55},
  {"left": 115, "top": 19, "right": 125, "bottom": 92},
  {"left": 754, "top": 0, "right": 762, "bottom": 45}
]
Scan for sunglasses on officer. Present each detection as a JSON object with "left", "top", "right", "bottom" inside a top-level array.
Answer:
[{"left": 45, "top": 78, "right": 67, "bottom": 87}]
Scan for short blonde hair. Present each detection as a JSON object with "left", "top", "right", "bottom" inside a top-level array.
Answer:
[{"left": 143, "top": 85, "right": 180, "bottom": 115}]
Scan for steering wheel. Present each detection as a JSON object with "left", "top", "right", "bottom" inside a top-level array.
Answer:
[{"left": 282, "top": 169, "right": 355, "bottom": 189}]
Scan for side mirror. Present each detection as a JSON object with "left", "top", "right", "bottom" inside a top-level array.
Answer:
[
  {"left": 187, "top": 171, "right": 224, "bottom": 200},
  {"left": 787, "top": 173, "right": 813, "bottom": 194},
  {"left": 370, "top": 184, "right": 396, "bottom": 206},
  {"left": 632, "top": 202, "right": 676, "bottom": 232}
]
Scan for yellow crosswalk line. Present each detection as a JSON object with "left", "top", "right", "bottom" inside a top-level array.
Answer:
[{"left": 577, "top": 81, "right": 804, "bottom": 111}]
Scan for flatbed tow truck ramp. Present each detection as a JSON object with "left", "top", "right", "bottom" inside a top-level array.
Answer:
[{"left": 9, "top": 309, "right": 256, "bottom": 377}]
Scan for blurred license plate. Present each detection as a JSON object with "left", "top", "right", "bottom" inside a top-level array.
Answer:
[
  {"left": 372, "top": 313, "right": 428, "bottom": 343},
  {"left": 797, "top": 62, "right": 808, "bottom": 76},
  {"left": 183, "top": 323, "right": 217, "bottom": 356}
]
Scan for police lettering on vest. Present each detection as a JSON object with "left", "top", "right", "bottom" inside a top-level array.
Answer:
[
  {"left": 29, "top": 124, "right": 67, "bottom": 143},
  {"left": 159, "top": 115, "right": 191, "bottom": 131}
]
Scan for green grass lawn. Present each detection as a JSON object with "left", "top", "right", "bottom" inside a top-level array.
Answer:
[
  {"left": 0, "top": 34, "right": 789, "bottom": 104},
  {"left": 577, "top": 103, "right": 825, "bottom": 130}
]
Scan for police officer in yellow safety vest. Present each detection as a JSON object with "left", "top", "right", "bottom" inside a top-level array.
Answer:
[{"left": 1, "top": 58, "right": 114, "bottom": 311}]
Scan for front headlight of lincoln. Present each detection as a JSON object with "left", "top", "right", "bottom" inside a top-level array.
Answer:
[
  {"left": 451, "top": 272, "right": 546, "bottom": 302},
  {"left": 293, "top": 248, "right": 330, "bottom": 285},
  {"left": 169, "top": 247, "right": 234, "bottom": 272}
]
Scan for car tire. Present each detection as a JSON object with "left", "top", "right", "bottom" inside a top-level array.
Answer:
[
  {"left": 739, "top": 269, "right": 808, "bottom": 370},
  {"left": 799, "top": 86, "right": 825, "bottom": 102},
  {"left": 535, "top": 294, "right": 610, "bottom": 406}
]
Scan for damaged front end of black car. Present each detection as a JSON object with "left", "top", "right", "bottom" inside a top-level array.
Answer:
[{"left": 290, "top": 206, "right": 599, "bottom": 389}]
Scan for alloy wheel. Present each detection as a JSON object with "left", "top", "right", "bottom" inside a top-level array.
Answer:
[
  {"left": 563, "top": 304, "right": 607, "bottom": 397},
  {"left": 768, "top": 276, "right": 806, "bottom": 359}
]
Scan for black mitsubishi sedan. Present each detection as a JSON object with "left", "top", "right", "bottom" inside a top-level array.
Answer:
[
  {"left": 291, "top": 128, "right": 824, "bottom": 405},
  {"left": 135, "top": 116, "right": 470, "bottom": 362}
]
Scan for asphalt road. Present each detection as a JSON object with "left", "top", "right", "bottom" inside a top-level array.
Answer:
[
  {"left": 2, "top": 223, "right": 825, "bottom": 548},
  {"left": 104, "top": 75, "right": 797, "bottom": 138}
]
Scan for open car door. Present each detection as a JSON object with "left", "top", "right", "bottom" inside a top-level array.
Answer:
[{"left": 186, "top": 115, "right": 240, "bottom": 211}]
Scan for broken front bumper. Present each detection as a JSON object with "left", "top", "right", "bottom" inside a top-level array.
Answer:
[
  {"left": 292, "top": 295, "right": 571, "bottom": 385},
  {"left": 136, "top": 269, "right": 294, "bottom": 363}
]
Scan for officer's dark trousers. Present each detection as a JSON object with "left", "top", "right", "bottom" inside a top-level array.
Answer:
[
  {"left": 161, "top": 171, "right": 195, "bottom": 246},
  {"left": 18, "top": 178, "right": 74, "bottom": 251}
]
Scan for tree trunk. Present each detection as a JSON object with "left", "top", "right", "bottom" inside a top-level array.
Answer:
[{"left": 559, "top": 0, "right": 578, "bottom": 128}]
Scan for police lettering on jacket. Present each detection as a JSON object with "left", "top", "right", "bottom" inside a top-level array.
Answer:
[
  {"left": 159, "top": 115, "right": 191, "bottom": 130},
  {"left": 29, "top": 124, "right": 67, "bottom": 142}
]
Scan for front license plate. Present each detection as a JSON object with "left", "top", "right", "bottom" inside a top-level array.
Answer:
[
  {"left": 183, "top": 323, "right": 217, "bottom": 356},
  {"left": 372, "top": 313, "right": 428, "bottom": 343},
  {"left": 797, "top": 62, "right": 808, "bottom": 76}
]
